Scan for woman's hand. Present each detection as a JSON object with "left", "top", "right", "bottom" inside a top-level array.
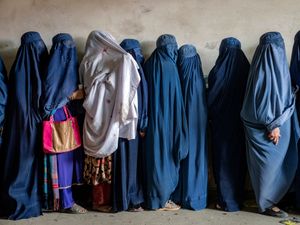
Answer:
[
  {"left": 69, "top": 89, "right": 85, "bottom": 100},
  {"left": 139, "top": 131, "right": 146, "bottom": 138},
  {"left": 268, "top": 127, "right": 281, "bottom": 145}
]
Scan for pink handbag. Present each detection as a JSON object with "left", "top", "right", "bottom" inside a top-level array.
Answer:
[{"left": 43, "top": 106, "right": 82, "bottom": 154}]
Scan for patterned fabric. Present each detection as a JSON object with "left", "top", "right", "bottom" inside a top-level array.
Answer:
[
  {"left": 43, "top": 154, "right": 59, "bottom": 210},
  {"left": 43, "top": 107, "right": 84, "bottom": 210},
  {"left": 84, "top": 155, "right": 112, "bottom": 185},
  {"left": 50, "top": 155, "right": 59, "bottom": 199}
]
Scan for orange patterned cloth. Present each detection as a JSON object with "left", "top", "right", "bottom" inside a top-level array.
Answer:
[
  {"left": 83, "top": 154, "right": 112, "bottom": 207},
  {"left": 83, "top": 155, "right": 112, "bottom": 185}
]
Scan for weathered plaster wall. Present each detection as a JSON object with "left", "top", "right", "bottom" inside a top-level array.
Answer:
[{"left": 0, "top": 0, "right": 299, "bottom": 74}]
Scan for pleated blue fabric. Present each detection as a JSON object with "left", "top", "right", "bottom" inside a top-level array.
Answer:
[
  {"left": 42, "top": 33, "right": 78, "bottom": 117},
  {"left": 208, "top": 37, "right": 250, "bottom": 211},
  {"left": 0, "top": 32, "right": 48, "bottom": 220},
  {"left": 143, "top": 34, "right": 188, "bottom": 209},
  {"left": 241, "top": 32, "right": 300, "bottom": 212},
  {"left": 291, "top": 31, "right": 300, "bottom": 90},
  {"left": 290, "top": 30, "right": 300, "bottom": 208},
  {"left": 172, "top": 44, "right": 208, "bottom": 210},
  {"left": 0, "top": 57, "right": 8, "bottom": 145},
  {"left": 112, "top": 39, "right": 148, "bottom": 211}
]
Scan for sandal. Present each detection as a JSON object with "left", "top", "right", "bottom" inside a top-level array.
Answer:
[
  {"left": 215, "top": 203, "right": 225, "bottom": 211},
  {"left": 158, "top": 200, "right": 181, "bottom": 211},
  {"left": 262, "top": 206, "right": 288, "bottom": 218},
  {"left": 61, "top": 203, "right": 87, "bottom": 214},
  {"left": 128, "top": 206, "right": 144, "bottom": 212}
]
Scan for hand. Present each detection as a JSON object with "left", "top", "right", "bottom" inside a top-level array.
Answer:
[
  {"left": 139, "top": 131, "right": 146, "bottom": 138},
  {"left": 268, "top": 127, "right": 281, "bottom": 145},
  {"left": 69, "top": 89, "right": 85, "bottom": 100}
]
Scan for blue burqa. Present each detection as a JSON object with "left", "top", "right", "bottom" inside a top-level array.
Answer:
[
  {"left": 0, "top": 57, "right": 8, "bottom": 145},
  {"left": 42, "top": 33, "right": 83, "bottom": 210},
  {"left": 143, "top": 34, "right": 188, "bottom": 209},
  {"left": 290, "top": 30, "right": 300, "bottom": 208},
  {"left": 42, "top": 33, "right": 78, "bottom": 116},
  {"left": 0, "top": 32, "right": 48, "bottom": 220},
  {"left": 241, "top": 32, "right": 300, "bottom": 212},
  {"left": 112, "top": 39, "right": 148, "bottom": 211},
  {"left": 172, "top": 44, "right": 208, "bottom": 210},
  {"left": 208, "top": 37, "right": 250, "bottom": 211}
]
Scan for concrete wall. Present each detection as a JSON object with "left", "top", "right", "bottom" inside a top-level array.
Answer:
[{"left": 0, "top": 0, "right": 299, "bottom": 74}]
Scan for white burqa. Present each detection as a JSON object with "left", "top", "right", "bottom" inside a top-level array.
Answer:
[{"left": 79, "top": 30, "right": 140, "bottom": 158}]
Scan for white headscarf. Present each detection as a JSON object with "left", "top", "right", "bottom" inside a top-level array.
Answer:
[{"left": 79, "top": 30, "right": 140, "bottom": 158}]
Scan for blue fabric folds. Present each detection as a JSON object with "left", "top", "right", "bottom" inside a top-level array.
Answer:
[
  {"left": 0, "top": 57, "right": 8, "bottom": 144},
  {"left": 0, "top": 32, "right": 48, "bottom": 220},
  {"left": 111, "top": 39, "right": 148, "bottom": 211},
  {"left": 42, "top": 33, "right": 83, "bottom": 211},
  {"left": 143, "top": 34, "right": 188, "bottom": 209},
  {"left": 208, "top": 37, "right": 250, "bottom": 211},
  {"left": 241, "top": 32, "right": 300, "bottom": 212},
  {"left": 291, "top": 31, "right": 300, "bottom": 90},
  {"left": 172, "top": 45, "right": 208, "bottom": 210},
  {"left": 42, "top": 33, "right": 78, "bottom": 116},
  {"left": 290, "top": 31, "right": 300, "bottom": 208}
]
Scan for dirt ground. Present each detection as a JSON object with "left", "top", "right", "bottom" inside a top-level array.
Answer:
[{"left": 0, "top": 208, "right": 297, "bottom": 225}]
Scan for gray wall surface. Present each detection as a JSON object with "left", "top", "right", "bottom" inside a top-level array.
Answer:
[{"left": 0, "top": 0, "right": 299, "bottom": 74}]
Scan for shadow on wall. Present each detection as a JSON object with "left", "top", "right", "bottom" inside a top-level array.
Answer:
[
  {"left": 0, "top": 40, "right": 18, "bottom": 74},
  {"left": 74, "top": 36, "right": 87, "bottom": 63},
  {"left": 140, "top": 40, "right": 155, "bottom": 60},
  {"left": 243, "top": 45, "right": 257, "bottom": 63}
]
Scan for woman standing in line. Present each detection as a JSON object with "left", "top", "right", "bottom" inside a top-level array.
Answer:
[
  {"left": 289, "top": 30, "right": 300, "bottom": 210},
  {"left": 143, "top": 34, "right": 188, "bottom": 210},
  {"left": 173, "top": 44, "right": 208, "bottom": 210},
  {"left": 208, "top": 37, "right": 249, "bottom": 212},
  {"left": 111, "top": 39, "right": 148, "bottom": 212},
  {"left": 241, "top": 32, "right": 299, "bottom": 218},
  {"left": 42, "top": 33, "right": 86, "bottom": 214},
  {"left": 0, "top": 31, "right": 48, "bottom": 220},
  {"left": 80, "top": 31, "right": 140, "bottom": 212}
]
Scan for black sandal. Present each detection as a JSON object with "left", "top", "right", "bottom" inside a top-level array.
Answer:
[{"left": 262, "top": 206, "right": 288, "bottom": 218}]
